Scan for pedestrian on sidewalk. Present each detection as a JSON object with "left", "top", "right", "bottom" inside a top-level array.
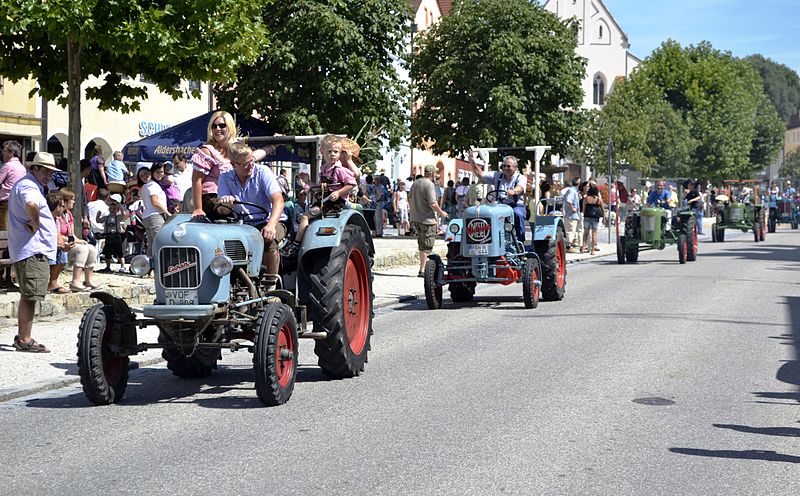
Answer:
[
  {"left": 410, "top": 164, "right": 449, "bottom": 277},
  {"left": 393, "top": 181, "right": 409, "bottom": 236},
  {"left": 8, "top": 152, "right": 60, "bottom": 352},
  {"left": 582, "top": 183, "right": 604, "bottom": 255},
  {"left": 563, "top": 177, "right": 581, "bottom": 252}
]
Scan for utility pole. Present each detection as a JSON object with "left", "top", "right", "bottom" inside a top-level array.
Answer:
[
  {"left": 410, "top": 22, "right": 417, "bottom": 177},
  {"left": 607, "top": 139, "right": 613, "bottom": 244}
]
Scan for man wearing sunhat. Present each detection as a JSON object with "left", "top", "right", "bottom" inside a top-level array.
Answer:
[
  {"left": 410, "top": 164, "right": 449, "bottom": 277},
  {"left": 8, "top": 152, "right": 59, "bottom": 352}
]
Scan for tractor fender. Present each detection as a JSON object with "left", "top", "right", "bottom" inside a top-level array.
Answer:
[
  {"left": 298, "top": 209, "right": 375, "bottom": 259},
  {"left": 428, "top": 254, "right": 447, "bottom": 286},
  {"left": 444, "top": 218, "right": 463, "bottom": 243},
  {"left": 89, "top": 291, "right": 138, "bottom": 349},
  {"left": 532, "top": 215, "right": 562, "bottom": 242}
]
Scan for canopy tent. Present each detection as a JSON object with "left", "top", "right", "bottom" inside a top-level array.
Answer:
[{"left": 122, "top": 111, "right": 313, "bottom": 164}]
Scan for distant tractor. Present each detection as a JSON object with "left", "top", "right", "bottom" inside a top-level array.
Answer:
[
  {"left": 766, "top": 195, "right": 798, "bottom": 232},
  {"left": 711, "top": 180, "right": 766, "bottom": 243}
]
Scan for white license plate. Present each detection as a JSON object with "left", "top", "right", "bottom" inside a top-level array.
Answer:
[
  {"left": 468, "top": 244, "right": 490, "bottom": 256},
  {"left": 164, "top": 289, "right": 198, "bottom": 305}
]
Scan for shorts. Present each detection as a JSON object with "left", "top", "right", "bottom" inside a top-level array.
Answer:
[
  {"left": 397, "top": 207, "right": 409, "bottom": 224},
  {"left": 253, "top": 222, "right": 288, "bottom": 252},
  {"left": 584, "top": 217, "right": 600, "bottom": 231},
  {"left": 102, "top": 234, "right": 124, "bottom": 258},
  {"left": 15, "top": 254, "right": 49, "bottom": 302},
  {"left": 49, "top": 250, "right": 68, "bottom": 265},
  {"left": 413, "top": 222, "right": 436, "bottom": 253}
]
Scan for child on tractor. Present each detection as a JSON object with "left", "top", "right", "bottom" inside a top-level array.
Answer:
[{"left": 280, "top": 135, "right": 361, "bottom": 257}]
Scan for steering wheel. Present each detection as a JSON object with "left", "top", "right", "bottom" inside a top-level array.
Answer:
[
  {"left": 212, "top": 200, "right": 271, "bottom": 224},
  {"left": 485, "top": 188, "right": 509, "bottom": 203}
]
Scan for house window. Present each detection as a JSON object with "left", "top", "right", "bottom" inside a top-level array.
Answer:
[
  {"left": 593, "top": 74, "right": 606, "bottom": 106},
  {"left": 599, "top": 25, "right": 603, "bottom": 38},
  {"left": 188, "top": 80, "right": 201, "bottom": 92}
]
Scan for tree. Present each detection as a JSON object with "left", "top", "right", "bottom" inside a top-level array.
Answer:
[
  {"left": 411, "top": 0, "right": 585, "bottom": 157},
  {"left": 746, "top": 55, "right": 800, "bottom": 123},
  {"left": 215, "top": 0, "right": 411, "bottom": 167},
  {"left": 780, "top": 148, "right": 800, "bottom": 180},
  {"left": 0, "top": 0, "right": 266, "bottom": 223}
]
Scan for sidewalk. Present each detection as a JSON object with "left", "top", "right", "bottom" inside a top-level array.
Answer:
[{"left": 0, "top": 230, "right": 612, "bottom": 401}]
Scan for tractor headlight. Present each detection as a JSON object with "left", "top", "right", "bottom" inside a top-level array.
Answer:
[
  {"left": 209, "top": 255, "right": 234, "bottom": 277},
  {"left": 130, "top": 255, "right": 151, "bottom": 276},
  {"left": 504, "top": 222, "right": 514, "bottom": 232},
  {"left": 449, "top": 223, "right": 460, "bottom": 234}
]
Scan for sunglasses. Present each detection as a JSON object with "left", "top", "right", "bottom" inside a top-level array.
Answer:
[{"left": 212, "top": 123, "right": 227, "bottom": 130}]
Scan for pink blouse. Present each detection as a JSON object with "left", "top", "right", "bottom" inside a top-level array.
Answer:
[{"left": 191, "top": 144, "right": 231, "bottom": 195}]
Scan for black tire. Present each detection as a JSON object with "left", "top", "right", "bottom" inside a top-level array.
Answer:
[
  {"left": 309, "top": 224, "right": 373, "bottom": 378},
  {"left": 522, "top": 258, "right": 540, "bottom": 309},
  {"left": 716, "top": 224, "right": 725, "bottom": 242},
  {"left": 254, "top": 303, "right": 298, "bottom": 406},
  {"left": 423, "top": 259, "right": 442, "bottom": 309},
  {"left": 449, "top": 283, "right": 474, "bottom": 302},
  {"left": 793, "top": 221, "right": 798, "bottom": 230},
  {"left": 768, "top": 213, "right": 776, "bottom": 233},
  {"left": 711, "top": 223, "right": 717, "bottom": 242},
  {"left": 77, "top": 303, "right": 130, "bottom": 405},
  {"left": 616, "top": 235, "right": 626, "bottom": 264},
  {"left": 535, "top": 230, "right": 566, "bottom": 301},
  {"left": 759, "top": 215, "right": 766, "bottom": 241},
  {"left": 625, "top": 243, "right": 639, "bottom": 263},
  {"left": 687, "top": 220, "right": 698, "bottom": 262},
  {"left": 753, "top": 222, "right": 761, "bottom": 243},
  {"left": 678, "top": 233, "right": 688, "bottom": 264}
]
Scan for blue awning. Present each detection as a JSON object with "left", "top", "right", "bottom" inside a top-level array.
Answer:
[{"left": 122, "top": 111, "right": 312, "bottom": 163}]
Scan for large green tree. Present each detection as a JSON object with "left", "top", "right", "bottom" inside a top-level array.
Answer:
[
  {"left": 746, "top": 54, "right": 800, "bottom": 123},
  {"left": 584, "top": 40, "right": 783, "bottom": 180},
  {"left": 0, "top": 0, "right": 265, "bottom": 222},
  {"left": 215, "top": 0, "right": 411, "bottom": 167},
  {"left": 411, "top": 0, "right": 585, "bottom": 156},
  {"left": 780, "top": 148, "right": 800, "bottom": 180}
]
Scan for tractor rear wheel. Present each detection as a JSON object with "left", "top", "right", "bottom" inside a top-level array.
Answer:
[
  {"left": 423, "top": 259, "right": 443, "bottom": 309},
  {"left": 616, "top": 235, "right": 626, "bottom": 264},
  {"left": 78, "top": 304, "right": 130, "bottom": 405},
  {"left": 687, "top": 220, "right": 698, "bottom": 262},
  {"left": 309, "top": 225, "right": 373, "bottom": 378},
  {"left": 254, "top": 303, "right": 298, "bottom": 406},
  {"left": 534, "top": 229, "right": 566, "bottom": 301},
  {"left": 522, "top": 258, "right": 540, "bottom": 309},
  {"left": 768, "top": 213, "right": 776, "bottom": 233},
  {"left": 753, "top": 222, "right": 761, "bottom": 243},
  {"left": 449, "top": 283, "right": 474, "bottom": 302},
  {"left": 678, "top": 233, "right": 688, "bottom": 264}
]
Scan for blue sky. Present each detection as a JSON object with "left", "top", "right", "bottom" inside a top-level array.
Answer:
[{"left": 604, "top": 0, "right": 800, "bottom": 74}]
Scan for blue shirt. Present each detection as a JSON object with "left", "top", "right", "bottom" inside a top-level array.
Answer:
[
  {"left": 563, "top": 186, "right": 580, "bottom": 220},
  {"left": 218, "top": 164, "right": 287, "bottom": 223},
  {"left": 106, "top": 159, "right": 128, "bottom": 183},
  {"left": 8, "top": 173, "right": 57, "bottom": 262},
  {"left": 647, "top": 189, "right": 671, "bottom": 208}
]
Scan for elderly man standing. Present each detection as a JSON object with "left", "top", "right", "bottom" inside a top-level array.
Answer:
[
  {"left": 410, "top": 164, "right": 449, "bottom": 277},
  {"left": 562, "top": 177, "right": 581, "bottom": 252},
  {"left": 468, "top": 150, "right": 527, "bottom": 242},
  {"left": 8, "top": 152, "right": 59, "bottom": 353}
]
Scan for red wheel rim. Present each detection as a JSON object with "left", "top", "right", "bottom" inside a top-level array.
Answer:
[
  {"left": 275, "top": 322, "right": 295, "bottom": 387},
  {"left": 531, "top": 266, "right": 540, "bottom": 301},
  {"left": 343, "top": 248, "right": 369, "bottom": 355},
  {"left": 556, "top": 240, "right": 566, "bottom": 288},
  {"left": 101, "top": 326, "right": 124, "bottom": 384}
]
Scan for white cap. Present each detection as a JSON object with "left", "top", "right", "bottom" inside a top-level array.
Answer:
[{"left": 109, "top": 194, "right": 123, "bottom": 203}]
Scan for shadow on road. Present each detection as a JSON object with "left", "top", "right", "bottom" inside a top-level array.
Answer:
[
  {"left": 713, "top": 423, "right": 800, "bottom": 437},
  {"left": 668, "top": 447, "right": 800, "bottom": 464},
  {"left": 754, "top": 296, "right": 800, "bottom": 404},
  {"left": 699, "top": 244, "right": 800, "bottom": 263}
]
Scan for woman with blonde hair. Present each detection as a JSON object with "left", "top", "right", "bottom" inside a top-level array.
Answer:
[{"left": 190, "top": 111, "right": 277, "bottom": 219}]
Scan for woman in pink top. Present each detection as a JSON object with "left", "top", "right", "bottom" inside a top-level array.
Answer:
[{"left": 190, "top": 111, "right": 276, "bottom": 220}]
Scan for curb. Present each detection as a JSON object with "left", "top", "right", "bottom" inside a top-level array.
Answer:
[{"left": 0, "top": 251, "right": 607, "bottom": 403}]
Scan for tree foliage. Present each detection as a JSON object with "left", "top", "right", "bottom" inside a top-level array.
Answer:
[
  {"left": 215, "top": 0, "right": 411, "bottom": 166},
  {"left": 0, "top": 0, "right": 266, "bottom": 111},
  {"left": 582, "top": 40, "right": 784, "bottom": 180},
  {"left": 780, "top": 148, "right": 800, "bottom": 180},
  {"left": 411, "top": 0, "right": 585, "bottom": 157},
  {"left": 746, "top": 54, "right": 800, "bottom": 123}
]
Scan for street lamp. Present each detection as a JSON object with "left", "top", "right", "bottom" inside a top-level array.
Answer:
[{"left": 410, "top": 22, "right": 417, "bottom": 177}]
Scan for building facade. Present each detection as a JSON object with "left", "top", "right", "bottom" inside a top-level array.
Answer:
[{"left": 0, "top": 77, "right": 41, "bottom": 156}]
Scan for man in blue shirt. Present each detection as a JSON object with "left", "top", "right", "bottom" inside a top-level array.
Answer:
[
  {"left": 647, "top": 180, "right": 671, "bottom": 208},
  {"left": 9, "top": 152, "right": 59, "bottom": 353},
  {"left": 468, "top": 150, "right": 527, "bottom": 242},
  {"left": 562, "top": 177, "right": 581, "bottom": 252},
  {"left": 217, "top": 142, "right": 286, "bottom": 286}
]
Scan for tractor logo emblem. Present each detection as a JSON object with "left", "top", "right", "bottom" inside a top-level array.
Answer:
[
  {"left": 165, "top": 261, "right": 197, "bottom": 277},
  {"left": 467, "top": 218, "right": 491, "bottom": 244}
]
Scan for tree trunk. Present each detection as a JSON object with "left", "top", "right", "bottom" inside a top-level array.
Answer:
[{"left": 67, "top": 35, "right": 85, "bottom": 237}]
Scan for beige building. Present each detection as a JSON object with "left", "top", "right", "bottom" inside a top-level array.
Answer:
[{"left": 0, "top": 76, "right": 41, "bottom": 155}]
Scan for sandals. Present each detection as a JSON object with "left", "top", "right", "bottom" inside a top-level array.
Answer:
[
  {"left": 48, "top": 286, "right": 70, "bottom": 294},
  {"left": 85, "top": 282, "right": 102, "bottom": 290},
  {"left": 13, "top": 336, "right": 50, "bottom": 353},
  {"left": 69, "top": 283, "right": 88, "bottom": 292}
]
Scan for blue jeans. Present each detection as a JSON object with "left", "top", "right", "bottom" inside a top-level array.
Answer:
[
  {"left": 694, "top": 208, "right": 704, "bottom": 234},
  {"left": 512, "top": 204, "right": 526, "bottom": 243}
]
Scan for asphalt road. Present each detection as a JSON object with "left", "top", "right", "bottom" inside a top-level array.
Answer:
[{"left": 2, "top": 229, "right": 799, "bottom": 495}]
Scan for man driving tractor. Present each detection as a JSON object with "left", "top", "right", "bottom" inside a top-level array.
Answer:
[{"left": 468, "top": 150, "right": 527, "bottom": 242}]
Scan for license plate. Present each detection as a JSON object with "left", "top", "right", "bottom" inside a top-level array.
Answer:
[
  {"left": 164, "top": 289, "right": 198, "bottom": 305},
  {"left": 468, "top": 244, "right": 490, "bottom": 256}
]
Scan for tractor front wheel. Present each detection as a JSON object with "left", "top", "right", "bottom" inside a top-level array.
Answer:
[
  {"left": 522, "top": 258, "right": 540, "bottom": 309},
  {"left": 616, "top": 235, "right": 626, "bottom": 264},
  {"left": 753, "top": 222, "right": 761, "bottom": 243},
  {"left": 768, "top": 213, "right": 776, "bottom": 233},
  {"left": 77, "top": 304, "right": 130, "bottom": 405},
  {"left": 678, "top": 233, "right": 688, "bottom": 264},
  {"left": 687, "top": 220, "right": 698, "bottom": 262},
  {"left": 254, "top": 303, "right": 298, "bottom": 406},
  {"left": 309, "top": 225, "right": 373, "bottom": 378},
  {"left": 534, "top": 229, "right": 566, "bottom": 301},
  {"left": 423, "top": 259, "right": 443, "bottom": 309}
]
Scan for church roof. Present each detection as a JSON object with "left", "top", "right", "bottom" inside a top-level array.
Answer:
[{"left": 408, "top": 0, "right": 452, "bottom": 16}]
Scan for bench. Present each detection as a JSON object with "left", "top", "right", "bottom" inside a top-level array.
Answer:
[{"left": 0, "top": 231, "right": 11, "bottom": 266}]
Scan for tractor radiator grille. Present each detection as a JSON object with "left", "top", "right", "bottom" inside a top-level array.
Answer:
[
  {"left": 224, "top": 240, "right": 248, "bottom": 263},
  {"left": 641, "top": 215, "right": 656, "bottom": 233},
  {"left": 159, "top": 247, "right": 201, "bottom": 288}
]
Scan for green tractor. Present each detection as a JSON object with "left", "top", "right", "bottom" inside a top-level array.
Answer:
[
  {"left": 711, "top": 180, "right": 766, "bottom": 243},
  {"left": 617, "top": 181, "right": 699, "bottom": 264}
]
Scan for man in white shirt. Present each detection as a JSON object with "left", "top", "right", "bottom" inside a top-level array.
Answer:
[{"left": 86, "top": 188, "right": 110, "bottom": 260}]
